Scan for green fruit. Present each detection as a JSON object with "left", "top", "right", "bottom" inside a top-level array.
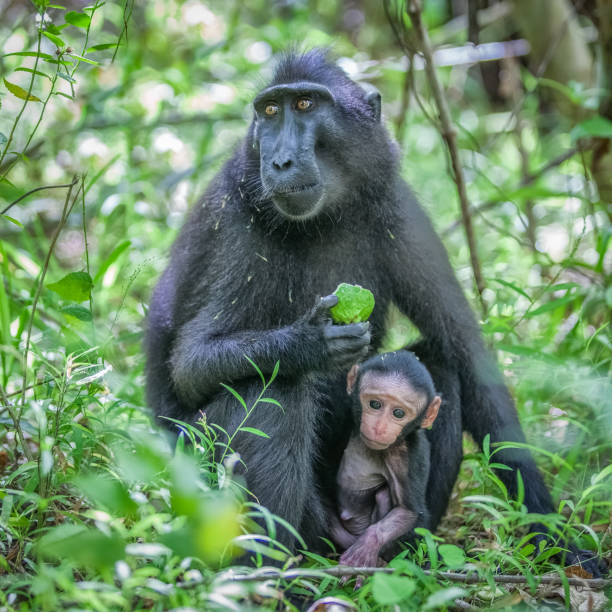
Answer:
[{"left": 330, "top": 283, "right": 375, "bottom": 324}]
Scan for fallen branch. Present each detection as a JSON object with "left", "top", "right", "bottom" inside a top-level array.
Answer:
[{"left": 215, "top": 565, "right": 611, "bottom": 590}]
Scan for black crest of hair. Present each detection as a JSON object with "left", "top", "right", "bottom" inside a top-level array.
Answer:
[
  {"left": 144, "top": 48, "right": 606, "bottom": 575},
  {"left": 356, "top": 350, "right": 436, "bottom": 406}
]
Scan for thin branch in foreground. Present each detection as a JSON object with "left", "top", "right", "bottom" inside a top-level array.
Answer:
[
  {"left": 18, "top": 176, "right": 79, "bottom": 420},
  {"left": 214, "top": 565, "right": 611, "bottom": 590},
  {"left": 1, "top": 182, "right": 78, "bottom": 216},
  {"left": 442, "top": 144, "right": 585, "bottom": 238},
  {"left": 403, "top": 0, "right": 487, "bottom": 316}
]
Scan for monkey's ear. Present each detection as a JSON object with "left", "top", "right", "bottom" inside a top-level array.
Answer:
[
  {"left": 362, "top": 84, "right": 382, "bottom": 122},
  {"left": 421, "top": 396, "right": 441, "bottom": 429},
  {"left": 347, "top": 365, "right": 360, "bottom": 394}
]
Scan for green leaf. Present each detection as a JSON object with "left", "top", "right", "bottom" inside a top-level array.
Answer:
[
  {"left": 526, "top": 294, "right": 578, "bottom": 317},
  {"left": 219, "top": 383, "right": 247, "bottom": 410},
  {"left": 571, "top": 116, "right": 612, "bottom": 141},
  {"left": 438, "top": 544, "right": 466, "bottom": 569},
  {"left": 3, "top": 79, "right": 41, "bottom": 102},
  {"left": 330, "top": 283, "right": 375, "bottom": 324},
  {"left": 489, "top": 278, "right": 532, "bottom": 301},
  {"left": 93, "top": 239, "right": 131, "bottom": 283},
  {"left": 245, "top": 355, "right": 265, "bottom": 386},
  {"left": 47, "top": 271, "right": 93, "bottom": 302},
  {"left": 1, "top": 215, "right": 23, "bottom": 227},
  {"left": 258, "top": 397, "right": 282, "bottom": 408},
  {"left": 68, "top": 52, "right": 98, "bottom": 65},
  {"left": 0, "top": 133, "right": 6, "bottom": 145},
  {"left": 42, "top": 31, "right": 65, "bottom": 48},
  {"left": 542, "top": 282, "right": 580, "bottom": 293},
  {"left": 86, "top": 43, "right": 120, "bottom": 53},
  {"left": 240, "top": 426, "right": 270, "bottom": 438},
  {"left": 423, "top": 587, "right": 467, "bottom": 610},
  {"left": 65, "top": 11, "right": 91, "bottom": 28},
  {"left": 61, "top": 304, "right": 92, "bottom": 321},
  {"left": 14, "top": 67, "right": 51, "bottom": 81},
  {"left": 57, "top": 72, "right": 76, "bottom": 83},
  {"left": 372, "top": 573, "right": 415, "bottom": 605},
  {"left": 3, "top": 51, "right": 56, "bottom": 60},
  {"left": 37, "top": 524, "right": 124, "bottom": 570}
]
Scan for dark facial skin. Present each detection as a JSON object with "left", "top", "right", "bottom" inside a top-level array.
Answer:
[
  {"left": 253, "top": 82, "right": 348, "bottom": 220},
  {"left": 332, "top": 366, "right": 440, "bottom": 574}
]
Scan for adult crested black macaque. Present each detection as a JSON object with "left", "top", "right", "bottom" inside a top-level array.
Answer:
[
  {"left": 332, "top": 351, "right": 440, "bottom": 569},
  {"left": 145, "top": 49, "right": 602, "bottom": 573}
]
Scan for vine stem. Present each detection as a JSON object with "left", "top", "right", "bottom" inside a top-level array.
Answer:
[
  {"left": 18, "top": 176, "right": 79, "bottom": 420},
  {"left": 0, "top": 13, "right": 44, "bottom": 171},
  {"left": 405, "top": 0, "right": 487, "bottom": 316}
]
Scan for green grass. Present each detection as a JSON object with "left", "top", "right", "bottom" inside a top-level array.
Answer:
[{"left": 0, "top": 1, "right": 610, "bottom": 609}]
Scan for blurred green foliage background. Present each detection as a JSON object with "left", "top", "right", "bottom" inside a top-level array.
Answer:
[{"left": 0, "top": 0, "right": 610, "bottom": 609}]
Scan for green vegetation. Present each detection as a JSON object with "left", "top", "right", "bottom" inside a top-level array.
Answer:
[{"left": 0, "top": 0, "right": 610, "bottom": 609}]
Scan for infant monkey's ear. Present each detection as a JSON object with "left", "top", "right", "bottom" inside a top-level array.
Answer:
[{"left": 346, "top": 364, "right": 360, "bottom": 394}]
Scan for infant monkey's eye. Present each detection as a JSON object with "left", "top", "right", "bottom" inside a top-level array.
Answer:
[
  {"left": 265, "top": 103, "right": 279, "bottom": 116},
  {"left": 393, "top": 408, "right": 405, "bottom": 419},
  {"left": 369, "top": 400, "right": 382, "bottom": 410}
]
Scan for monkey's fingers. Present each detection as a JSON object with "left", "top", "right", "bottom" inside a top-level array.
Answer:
[
  {"left": 324, "top": 321, "right": 369, "bottom": 338},
  {"left": 308, "top": 294, "right": 338, "bottom": 324}
]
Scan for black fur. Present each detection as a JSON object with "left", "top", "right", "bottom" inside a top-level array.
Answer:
[{"left": 145, "top": 50, "right": 603, "bottom": 574}]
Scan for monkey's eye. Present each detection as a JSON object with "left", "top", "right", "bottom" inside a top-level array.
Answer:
[
  {"left": 369, "top": 400, "right": 382, "bottom": 410},
  {"left": 393, "top": 408, "right": 405, "bottom": 419},
  {"left": 295, "top": 97, "right": 313, "bottom": 111},
  {"left": 264, "top": 103, "right": 279, "bottom": 116}
]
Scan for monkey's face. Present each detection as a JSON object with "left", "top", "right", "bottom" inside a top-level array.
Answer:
[
  {"left": 252, "top": 82, "right": 348, "bottom": 221},
  {"left": 356, "top": 372, "right": 427, "bottom": 450}
]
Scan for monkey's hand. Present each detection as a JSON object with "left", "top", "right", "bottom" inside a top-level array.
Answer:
[
  {"left": 338, "top": 530, "right": 384, "bottom": 589},
  {"left": 305, "top": 294, "right": 371, "bottom": 370}
]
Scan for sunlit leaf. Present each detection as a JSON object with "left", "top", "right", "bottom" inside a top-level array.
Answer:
[
  {"left": 86, "top": 43, "right": 120, "bottom": 52},
  {"left": 526, "top": 294, "right": 578, "bottom": 317},
  {"left": 94, "top": 240, "right": 131, "bottom": 283},
  {"left": 1, "top": 215, "right": 22, "bottom": 227},
  {"left": 571, "top": 116, "right": 612, "bottom": 141},
  {"left": 42, "top": 31, "right": 65, "bottom": 48},
  {"left": 68, "top": 52, "right": 98, "bottom": 65},
  {"left": 3, "top": 79, "right": 41, "bottom": 102},
  {"left": 65, "top": 11, "right": 91, "bottom": 28},
  {"left": 47, "top": 271, "right": 93, "bottom": 302}
]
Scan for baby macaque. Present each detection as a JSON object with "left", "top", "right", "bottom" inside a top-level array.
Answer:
[{"left": 331, "top": 350, "right": 441, "bottom": 568}]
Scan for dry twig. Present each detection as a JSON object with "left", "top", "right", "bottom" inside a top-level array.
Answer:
[{"left": 403, "top": 0, "right": 487, "bottom": 315}]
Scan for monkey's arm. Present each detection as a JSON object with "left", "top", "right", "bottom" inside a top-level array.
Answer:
[
  {"left": 170, "top": 295, "right": 370, "bottom": 407},
  {"left": 329, "top": 512, "right": 359, "bottom": 550},
  {"left": 338, "top": 506, "right": 417, "bottom": 568}
]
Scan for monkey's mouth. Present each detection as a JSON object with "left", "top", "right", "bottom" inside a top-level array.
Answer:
[
  {"left": 360, "top": 433, "right": 389, "bottom": 451},
  {"left": 271, "top": 183, "right": 325, "bottom": 220},
  {"left": 275, "top": 183, "right": 318, "bottom": 195}
]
